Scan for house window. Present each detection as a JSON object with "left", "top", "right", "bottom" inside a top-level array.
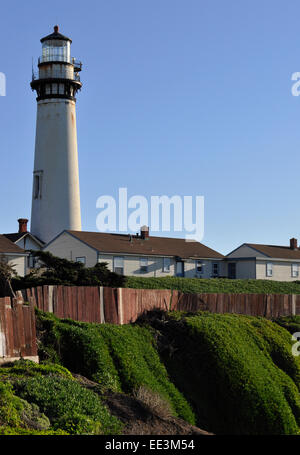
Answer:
[
  {"left": 212, "top": 263, "right": 219, "bottom": 276},
  {"left": 140, "top": 257, "right": 148, "bottom": 272},
  {"left": 196, "top": 260, "right": 203, "bottom": 274},
  {"left": 76, "top": 257, "right": 86, "bottom": 265},
  {"left": 114, "top": 256, "right": 124, "bottom": 275},
  {"left": 292, "top": 263, "right": 299, "bottom": 278},
  {"left": 27, "top": 255, "right": 36, "bottom": 269},
  {"left": 266, "top": 263, "right": 273, "bottom": 277},
  {"left": 163, "top": 257, "right": 171, "bottom": 273}
]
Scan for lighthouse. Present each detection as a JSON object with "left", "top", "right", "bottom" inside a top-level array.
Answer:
[{"left": 30, "top": 26, "right": 82, "bottom": 244}]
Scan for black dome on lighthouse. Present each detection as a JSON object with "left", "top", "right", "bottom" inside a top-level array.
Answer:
[{"left": 40, "top": 25, "right": 72, "bottom": 43}]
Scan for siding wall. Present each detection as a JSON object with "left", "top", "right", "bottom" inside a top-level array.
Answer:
[
  {"left": 256, "top": 260, "right": 300, "bottom": 282},
  {"left": 98, "top": 254, "right": 176, "bottom": 277},
  {"left": 227, "top": 244, "right": 265, "bottom": 258},
  {"left": 15, "top": 236, "right": 41, "bottom": 251},
  {"left": 7, "top": 255, "right": 26, "bottom": 277},
  {"left": 45, "top": 231, "right": 98, "bottom": 267},
  {"left": 225, "top": 260, "right": 256, "bottom": 279},
  {"left": 98, "top": 254, "right": 225, "bottom": 278}
]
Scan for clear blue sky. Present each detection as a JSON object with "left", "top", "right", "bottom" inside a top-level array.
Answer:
[{"left": 0, "top": 0, "right": 300, "bottom": 255}]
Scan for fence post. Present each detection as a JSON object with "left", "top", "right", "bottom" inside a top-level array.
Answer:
[
  {"left": 48, "top": 286, "right": 54, "bottom": 313},
  {"left": 292, "top": 294, "right": 296, "bottom": 316},
  {"left": 99, "top": 286, "right": 105, "bottom": 323},
  {"left": 117, "top": 288, "right": 124, "bottom": 325},
  {"left": 0, "top": 298, "right": 6, "bottom": 358}
]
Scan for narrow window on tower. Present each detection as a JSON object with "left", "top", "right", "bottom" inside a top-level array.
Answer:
[{"left": 33, "top": 171, "right": 43, "bottom": 199}]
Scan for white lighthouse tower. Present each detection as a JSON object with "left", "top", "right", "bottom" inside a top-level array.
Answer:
[{"left": 30, "top": 25, "right": 82, "bottom": 244}]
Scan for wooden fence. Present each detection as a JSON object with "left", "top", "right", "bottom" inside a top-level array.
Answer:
[
  {"left": 0, "top": 296, "right": 38, "bottom": 364},
  {"left": 1, "top": 286, "right": 299, "bottom": 363},
  {"left": 177, "top": 292, "right": 300, "bottom": 319},
  {"left": 20, "top": 285, "right": 300, "bottom": 325},
  {"left": 21, "top": 286, "right": 177, "bottom": 324}
]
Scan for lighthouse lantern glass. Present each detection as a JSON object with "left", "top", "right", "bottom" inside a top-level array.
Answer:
[{"left": 42, "top": 40, "right": 71, "bottom": 63}]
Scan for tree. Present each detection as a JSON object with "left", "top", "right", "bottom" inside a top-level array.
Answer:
[
  {"left": 12, "top": 251, "right": 125, "bottom": 290},
  {"left": 0, "top": 255, "right": 17, "bottom": 298}
]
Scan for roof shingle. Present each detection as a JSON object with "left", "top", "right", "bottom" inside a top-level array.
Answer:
[
  {"left": 66, "top": 231, "right": 224, "bottom": 259},
  {"left": 0, "top": 235, "right": 25, "bottom": 254},
  {"left": 246, "top": 243, "right": 300, "bottom": 260}
]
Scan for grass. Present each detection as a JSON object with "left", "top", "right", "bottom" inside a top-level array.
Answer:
[{"left": 125, "top": 276, "right": 300, "bottom": 294}]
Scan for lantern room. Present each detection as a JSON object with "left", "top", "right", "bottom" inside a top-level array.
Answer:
[
  {"left": 31, "top": 25, "right": 82, "bottom": 101},
  {"left": 40, "top": 25, "right": 71, "bottom": 63}
]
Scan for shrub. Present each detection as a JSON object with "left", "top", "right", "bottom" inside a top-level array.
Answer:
[
  {"left": 13, "top": 376, "right": 122, "bottom": 435},
  {"left": 133, "top": 385, "right": 173, "bottom": 419},
  {"left": 159, "top": 312, "right": 300, "bottom": 435},
  {"left": 0, "top": 426, "right": 68, "bottom": 435},
  {"left": 36, "top": 311, "right": 195, "bottom": 424},
  {"left": 0, "top": 382, "right": 50, "bottom": 432},
  {"left": 35, "top": 309, "right": 300, "bottom": 434},
  {"left": 0, "top": 382, "right": 24, "bottom": 428},
  {"left": 0, "top": 359, "right": 73, "bottom": 381},
  {"left": 274, "top": 315, "right": 300, "bottom": 336}
]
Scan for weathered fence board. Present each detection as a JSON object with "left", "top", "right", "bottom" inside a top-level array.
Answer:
[{"left": 0, "top": 297, "right": 38, "bottom": 364}]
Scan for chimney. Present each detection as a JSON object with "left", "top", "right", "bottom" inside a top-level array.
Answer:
[
  {"left": 140, "top": 225, "right": 149, "bottom": 239},
  {"left": 290, "top": 238, "right": 298, "bottom": 250},
  {"left": 18, "top": 218, "right": 28, "bottom": 234}
]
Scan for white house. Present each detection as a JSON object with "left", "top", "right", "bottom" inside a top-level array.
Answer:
[
  {"left": 226, "top": 238, "right": 300, "bottom": 281},
  {"left": 0, "top": 234, "right": 28, "bottom": 277},
  {"left": 43, "top": 226, "right": 225, "bottom": 278},
  {"left": 3, "top": 219, "right": 44, "bottom": 273}
]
